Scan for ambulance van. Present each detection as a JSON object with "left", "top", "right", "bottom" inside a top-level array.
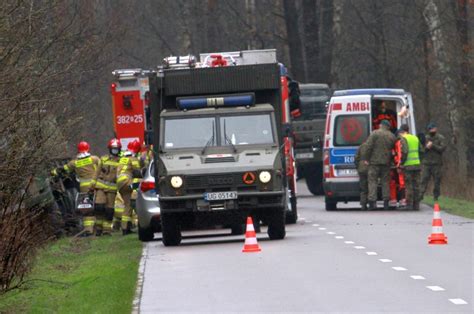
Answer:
[{"left": 322, "top": 89, "right": 416, "bottom": 210}]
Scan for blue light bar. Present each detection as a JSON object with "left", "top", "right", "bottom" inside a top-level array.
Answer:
[
  {"left": 177, "top": 94, "right": 255, "bottom": 110},
  {"left": 333, "top": 89, "right": 406, "bottom": 97}
]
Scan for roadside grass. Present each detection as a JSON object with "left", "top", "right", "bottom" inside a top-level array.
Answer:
[
  {"left": 0, "top": 234, "right": 143, "bottom": 313},
  {"left": 423, "top": 195, "right": 474, "bottom": 220}
]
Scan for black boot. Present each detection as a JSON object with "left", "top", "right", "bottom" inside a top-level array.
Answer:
[
  {"left": 383, "top": 200, "right": 389, "bottom": 210},
  {"left": 361, "top": 203, "right": 368, "bottom": 211},
  {"left": 368, "top": 201, "right": 376, "bottom": 211},
  {"left": 413, "top": 202, "right": 420, "bottom": 211}
]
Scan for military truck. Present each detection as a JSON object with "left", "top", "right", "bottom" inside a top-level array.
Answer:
[
  {"left": 149, "top": 50, "right": 290, "bottom": 246},
  {"left": 292, "top": 83, "right": 331, "bottom": 195}
]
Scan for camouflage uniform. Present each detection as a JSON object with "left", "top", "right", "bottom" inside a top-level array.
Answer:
[
  {"left": 399, "top": 134, "right": 423, "bottom": 210},
  {"left": 420, "top": 132, "right": 446, "bottom": 201},
  {"left": 355, "top": 142, "right": 369, "bottom": 209},
  {"left": 365, "top": 126, "right": 396, "bottom": 208}
]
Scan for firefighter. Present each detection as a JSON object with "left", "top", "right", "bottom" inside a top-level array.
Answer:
[
  {"left": 95, "top": 138, "right": 121, "bottom": 235},
  {"left": 373, "top": 101, "right": 397, "bottom": 132},
  {"left": 53, "top": 141, "right": 101, "bottom": 236},
  {"left": 398, "top": 124, "right": 422, "bottom": 210},
  {"left": 113, "top": 192, "right": 125, "bottom": 231},
  {"left": 393, "top": 130, "right": 407, "bottom": 207},
  {"left": 117, "top": 140, "right": 143, "bottom": 235}
]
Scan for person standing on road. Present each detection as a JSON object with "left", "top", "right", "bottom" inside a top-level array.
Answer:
[
  {"left": 420, "top": 122, "right": 446, "bottom": 202},
  {"left": 355, "top": 140, "right": 369, "bottom": 210},
  {"left": 53, "top": 141, "right": 101, "bottom": 236},
  {"left": 398, "top": 124, "right": 423, "bottom": 210},
  {"left": 393, "top": 131, "right": 407, "bottom": 207},
  {"left": 365, "top": 120, "right": 396, "bottom": 210}
]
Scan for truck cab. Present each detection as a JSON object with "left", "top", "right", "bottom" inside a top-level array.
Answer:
[
  {"left": 323, "top": 89, "right": 416, "bottom": 211},
  {"left": 149, "top": 50, "right": 289, "bottom": 246}
]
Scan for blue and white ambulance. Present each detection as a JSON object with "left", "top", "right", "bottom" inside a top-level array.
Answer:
[{"left": 322, "top": 89, "right": 416, "bottom": 210}]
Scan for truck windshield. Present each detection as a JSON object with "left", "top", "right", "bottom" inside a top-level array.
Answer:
[
  {"left": 220, "top": 114, "right": 274, "bottom": 145},
  {"left": 300, "top": 88, "right": 329, "bottom": 97},
  {"left": 334, "top": 114, "right": 370, "bottom": 146},
  {"left": 164, "top": 117, "right": 216, "bottom": 149},
  {"left": 296, "top": 88, "right": 329, "bottom": 120}
]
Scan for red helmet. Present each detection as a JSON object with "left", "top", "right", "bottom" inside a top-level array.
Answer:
[
  {"left": 127, "top": 140, "right": 141, "bottom": 154},
  {"left": 77, "top": 141, "right": 90, "bottom": 153},
  {"left": 108, "top": 138, "right": 122, "bottom": 149}
]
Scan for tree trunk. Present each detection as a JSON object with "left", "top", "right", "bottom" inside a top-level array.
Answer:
[
  {"left": 302, "top": 0, "right": 320, "bottom": 82},
  {"left": 245, "top": 0, "right": 258, "bottom": 50},
  {"left": 283, "top": 0, "right": 306, "bottom": 81},
  {"left": 329, "top": 0, "right": 343, "bottom": 88},
  {"left": 423, "top": 0, "right": 468, "bottom": 180}
]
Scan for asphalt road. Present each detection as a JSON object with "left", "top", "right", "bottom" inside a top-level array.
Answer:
[{"left": 138, "top": 181, "right": 473, "bottom": 313}]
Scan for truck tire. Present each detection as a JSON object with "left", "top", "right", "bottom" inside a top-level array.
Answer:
[
  {"left": 138, "top": 224, "right": 154, "bottom": 242},
  {"left": 306, "top": 171, "right": 324, "bottom": 196},
  {"left": 231, "top": 223, "right": 245, "bottom": 235},
  {"left": 161, "top": 214, "right": 182, "bottom": 246},
  {"left": 325, "top": 198, "right": 337, "bottom": 211},
  {"left": 267, "top": 207, "right": 286, "bottom": 240},
  {"left": 285, "top": 190, "right": 298, "bottom": 224}
]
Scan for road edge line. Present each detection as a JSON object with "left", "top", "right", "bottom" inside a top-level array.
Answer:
[{"left": 132, "top": 242, "right": 148, "bottom": 314}]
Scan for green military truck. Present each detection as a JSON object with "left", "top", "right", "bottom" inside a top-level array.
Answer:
[
  {"left": 292, "top": 83, "right": 331, "bottom": 195},
  {"left": 149, "top": 51, "right": 290, "bottom": 246}
]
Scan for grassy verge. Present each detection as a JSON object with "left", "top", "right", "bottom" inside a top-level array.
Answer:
[
  {"left": 423, "top": 195, "right": 474, "bottom": 219},
  {"left": 0, "top": 234, "right": 143, "bottom": 313}
]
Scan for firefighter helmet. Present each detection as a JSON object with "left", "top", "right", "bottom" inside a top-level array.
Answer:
[
  {"left": 77, "top": 141, "right": 90, "bottom": 153},
  {"left": 108, "top": 138, "right": 122, "bottom": 149},
  {"left": 127, "top": 140, "right": 141, "bottom": 154}
]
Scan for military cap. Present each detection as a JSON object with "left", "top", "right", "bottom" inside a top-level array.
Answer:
[
  {"left": 380, "top": 120, "right": 391, "bottom": 127},
  {"left": 427, "top": 122, "right": 437, "bottom": 130}
]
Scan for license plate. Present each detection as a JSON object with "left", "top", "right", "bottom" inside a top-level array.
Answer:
[
  {"left": 337, "top": 169, "right": 358, "bottom": 176},
  {"left": 77, "top": 203, "right": 93, "bottom": 209},
  {"left": 296, "top": 152, "right": 314, "bottom": 159},
  {"left": 204, "top": 192, "right": 238, "bottom": 201}
]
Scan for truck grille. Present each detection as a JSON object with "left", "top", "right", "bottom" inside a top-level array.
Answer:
[
  {"left": 204, "top": 156, "right": 236, "bottom": 163},
  {"left": 185, "top": 173, "right": 257, "bottom": 193}
]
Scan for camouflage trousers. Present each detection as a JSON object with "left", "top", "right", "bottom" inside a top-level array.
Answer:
[
  {"left": 358, "top": 172, "right": 368, "bottom": 205},
  {"left": 368, "top": 165, "right": 390, "bottom": 202},
  {"left": 421, "top": 164, "right": 442, "bottom": 201},
  {"left": 403, "top": 169, "right": 421, "bottom": 209}
]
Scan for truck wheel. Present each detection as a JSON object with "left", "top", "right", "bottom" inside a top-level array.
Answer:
[
  {"left": 285, "top": 192, "right": 298, "bottom": 224},
  {"left": 267, "top": 208, "right": 286, "bottom": 240},
  {"left": 231, "top": 223, "right": 245, "bottom": 235},
  {"left": 306, "top": 171, "right": 324, "bottom": 196},
  {"left": 138, "top": 224, "right": 154, "bottom": 242},
  {"left": 325, "top": 198, "right": 337, "bottom": 211},
  {"left": 161, "top": 214, "right": 182, "bottom": 246}
]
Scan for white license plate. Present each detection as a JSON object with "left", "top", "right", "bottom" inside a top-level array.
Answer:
[
  {"left": 204, "top": 192, "right": 238, "bottom": 201},
  {"left": 337, "top": 169, "right": 358, "bottom": 176},
  {"left": 296, "top": 152, "right": 314, "bottom": 159},
  {"left": 77, "top": 204, "right": 93, "bottom": 209}
]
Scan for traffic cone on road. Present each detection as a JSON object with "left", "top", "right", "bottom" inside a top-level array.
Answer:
[
  {"left": 428, "top": 203, "right": 448, "bottom": 245},
  {"left": 242, "top": 216, "right": 261, "bottom": 253}
]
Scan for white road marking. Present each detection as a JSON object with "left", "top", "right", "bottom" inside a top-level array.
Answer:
[
  {"left": 392, "top": 267, "right": 407, "bottom": 271},
  {"left": 344, "top": 241, "right": 355, "bottom": 244},
  {"left": 410, "top": 275, "right": 426, "bottom": 280},
  {"left": 426, "top": 286, "right": 445, "bottom": 291},
  {"left": 449, "top": 298, "right": 468, "bottom": 305},
  {"left": 312, "top": 224, "right": 319, "bottom": 227},
  {"left": 326, "top": 231, "right": 336, "bottom": 235},
  {"left": 354, "top": 246, "right": 366, "bottom": 249},
  {"left": 366, "top": 252, "right": 378, "bottom": 256},
  {"left": 335, "top": 236, "right": 344, "bottom": 239},
  {"left": 379, "top": 259, "right": 392, "bottom": 263},
  {"left": 318, "top": 227, "right": 327, "bottom": 230}
]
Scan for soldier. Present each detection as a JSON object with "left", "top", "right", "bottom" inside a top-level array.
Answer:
[
  {"left": 95, "top": 139, "right": 121, "bottom": 235},
  {"left": 420, "top": 122, "right": 446, "bottom": 201},
  {"left": 117, "top": 140, "right": 143, "bottom": 235},
  {"left": 53, "top": 141, "right": 101, "bottom": 236},
  {"left": 365, "top": 120, "right": 396, "bottom": 210},
  {"left": 398, "top": 124, "right": 422, "bottom": 210},
  {"left": 355, "top": 140, "right": 369, "bottom": 210}
]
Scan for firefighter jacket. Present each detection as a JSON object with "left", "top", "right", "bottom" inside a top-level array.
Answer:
[
  {"left": 117, "top": 154, "right": 142, "bottom": 186},
  {"left": 355, "top": 142, "right": 369, "bottom": 174},
  {"left": 97, "top": 155, "right": 120, "bottom": 193},
  {"left": 423, "top": 132, "right": 446, "bottom": 165},
  {"left": 393, "top": 138, "right": 404, "bottom": 167},
  {"left": 400, "top": 134, "right": 422, "bottom": 171},
  {"left": 365, "top": 128, "right": 396, "bottom": 166},
  {"left": 63, "top": 154, "right": 101, "bottom": 189}
]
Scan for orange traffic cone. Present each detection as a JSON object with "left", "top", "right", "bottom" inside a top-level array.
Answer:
[
  {"left": 428, "top": 203, "right": 448, "bottom": 245},
  {"left": 242, "top": 216, "right": 261, "bottom": 253}
]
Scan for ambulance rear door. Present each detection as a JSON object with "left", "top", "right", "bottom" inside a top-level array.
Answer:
[
  {"left": 372, "top": 93, "right": 416, "bottom": 134},
  {"left": 324, "top": 95, "right": 372, "bottom": 182}
]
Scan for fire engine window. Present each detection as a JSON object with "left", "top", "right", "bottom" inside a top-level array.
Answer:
[
  {"left": 334, "top": 114, "right": 370, "bottom": 146},
  {"left": 220, "top": 114, "right": 274, "bottom": 145},
  {"left": 164, "top": 117, "right": 216, "bottom": 149}
]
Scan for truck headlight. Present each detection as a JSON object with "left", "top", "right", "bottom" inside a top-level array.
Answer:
[
  {"left": 170, "top": 176, "right": 183, "bottom": 188},
  {"left": 259, "top": 171, "right": 271, "bottom": 183}
]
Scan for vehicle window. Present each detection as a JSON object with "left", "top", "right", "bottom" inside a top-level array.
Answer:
[
  {"left": 220, "top": 114, "right": 274, "bottom": 145},
  {"left": 334, "top": 114, "right": 370, "bottom": 146},
  {"left": 164, "top": 117, "right": 216, "bottom": 149},
  {"left": 296, "top": 100, "right": 327, "bottom": 120},
  {"left": 300, "top": 88, "right": 329, "bottom": 97}
]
